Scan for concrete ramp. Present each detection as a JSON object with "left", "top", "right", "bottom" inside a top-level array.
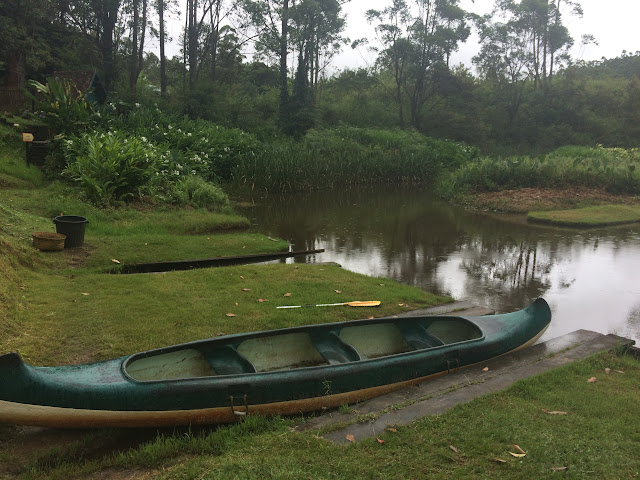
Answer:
[{"left": 296, "top": 329, "right": 634, "bottom": 443}]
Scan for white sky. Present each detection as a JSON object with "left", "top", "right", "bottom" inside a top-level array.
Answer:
[{"left": 161, "top": 0, "right": 640, "bottom": 74}]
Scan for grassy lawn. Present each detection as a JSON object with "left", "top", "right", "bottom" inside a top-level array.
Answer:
[
  {"left": 528, "top": 204, "right": 640, "bottom": 227},
  {"left": 2, "top": 130, "right": 639, "bottom": 479}
]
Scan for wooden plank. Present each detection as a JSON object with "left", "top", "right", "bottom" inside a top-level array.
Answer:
[{"left": 115, "top": 249, "right": 325, "bottom": 274}]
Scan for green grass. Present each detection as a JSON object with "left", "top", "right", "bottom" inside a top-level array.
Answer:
[
  {"left": 528, "top": 204, "right": 640, "bottom": 227},
  {"left": 7, "top": 263, "right": 444, "bottom": 364}
]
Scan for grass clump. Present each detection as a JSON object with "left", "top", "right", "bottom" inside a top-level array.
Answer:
[{"left": 528, "top": 204, "right": 640, "bottom": 227}]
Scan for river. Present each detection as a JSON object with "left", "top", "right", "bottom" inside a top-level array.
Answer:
[{"left": 235, "top": 187, "right": 640, "bottom": 345}]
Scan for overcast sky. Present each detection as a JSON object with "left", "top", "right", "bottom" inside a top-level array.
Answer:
[{"left": 162, "top": 0, "right": 640, "bottom": 74}]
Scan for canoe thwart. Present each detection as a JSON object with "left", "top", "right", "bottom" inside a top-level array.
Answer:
[{"left": 311, "top": 332, "right": 361, "bottom": 364}]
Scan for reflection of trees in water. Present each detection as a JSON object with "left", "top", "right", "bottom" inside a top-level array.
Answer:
[
  {"left": 236, "top": 187, "right": 640, "bottom": 317},
  {"left": 626, "top": 304, "right": 640, "bottom": 340}
]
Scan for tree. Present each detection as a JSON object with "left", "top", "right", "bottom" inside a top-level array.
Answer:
[
  {"left": 128, "top": 0, "right": 149, "bottom": 96},
  {"left": 367, "top": 0, "right": 470, "bottom": 129},
  {"left": 242, "top": 0, "right": 346, "bottom": 134},
  {"left": 476, "top": 0, "right": 583, "bottom": 91}
]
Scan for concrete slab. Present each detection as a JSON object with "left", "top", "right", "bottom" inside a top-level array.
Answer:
[{"left": 295, "top": 330, "right": 634, "bottom": 444}]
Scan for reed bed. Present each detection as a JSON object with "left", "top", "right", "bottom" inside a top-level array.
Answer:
[
  {"left": 232, "top": 127, "right": 478, "bottom": 192},
  {"left": 437, "top": 145, "right": 640, "bottom": 197}
]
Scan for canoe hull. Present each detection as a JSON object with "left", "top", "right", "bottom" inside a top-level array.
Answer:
[{"left": 0, "top": 299, "right": 551, "bottom": 428}]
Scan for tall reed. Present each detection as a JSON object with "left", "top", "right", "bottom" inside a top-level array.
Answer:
[
  {"left": 436, "top": 145, "right": 640, "bottom": 197},
  {"left": 232, "top": 127, "right": 478, "bottom": 192}
]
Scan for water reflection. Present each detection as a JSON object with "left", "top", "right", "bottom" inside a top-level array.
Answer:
[{"left": 234, "top": 187, "right": 640, "bottom": 344}]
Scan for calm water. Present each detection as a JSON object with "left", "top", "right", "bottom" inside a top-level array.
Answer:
[{"left": 235, "top": 187, "right": 640, "bottom": 344}]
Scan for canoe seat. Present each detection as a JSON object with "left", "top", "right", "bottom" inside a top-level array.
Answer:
[
  {"left": 396, "top": 321, "right": 444, "bottom": 350},
  {"left": 311, "top": 332, "right": 361, "bottom": 364},
  {"left": 204, "top": 346, "right": 257, "bottom": 375}
]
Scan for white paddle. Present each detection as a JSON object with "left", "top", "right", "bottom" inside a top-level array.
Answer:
[{"left": 276, "top": 300, "right": 381, "bottom": 309}]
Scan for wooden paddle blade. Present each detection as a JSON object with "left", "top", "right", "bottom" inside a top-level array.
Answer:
[{"left": 345, "top": 301, "right": 381, "bottom": 307}]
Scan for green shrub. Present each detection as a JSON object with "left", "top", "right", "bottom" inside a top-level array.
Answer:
[
  {"left": 62, "top": 131, "right": 163, "bottom": 205},
  {"left": 23, "top": 78, "right": 93, "bottom": 136},
  {"left": 168, "top": 175, "right": 231, "bottom": 211}
]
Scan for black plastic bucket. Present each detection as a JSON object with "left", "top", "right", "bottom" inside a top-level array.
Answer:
[{"left": 53, "top": 215, "right": 89, "bottom": 248}]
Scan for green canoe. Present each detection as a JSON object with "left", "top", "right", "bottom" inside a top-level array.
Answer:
[{"left": 0, "top": 298, "right": 551, "bottom": 428}]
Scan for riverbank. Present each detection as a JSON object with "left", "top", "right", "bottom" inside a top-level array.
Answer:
[
  {"left": 455, "top": 186, "right": 640, "bottom": 227},
  {"left": 2, "top": 128, "right": 639, "bottom": 478},
  {"left": 1, "top": 192, "right": 639, "bottom": 479}
]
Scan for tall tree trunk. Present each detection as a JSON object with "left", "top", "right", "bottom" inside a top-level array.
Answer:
[
  {"left": 101, "top": 0, "right": 120, "bottom": 90},
  {"left": 130, "top": 0, "right": 139, "bottom": 95},
  {"left": 279, "top": 0, "right": 289, "bottom": 126},
  {"left": 159, "top": 0, "right": 166, "bottom": 95},
  {"left": 183, "top": 0, "right": 188, "bottom": 93},
  {"left": 137, "top": 0, "right": 147, "bottom": 79},
  {"left": 188, "top": 0, "right": 198, "bottom": 89},
  {"left": 209, "top": 0, "right": 220, "bottom": 82}
]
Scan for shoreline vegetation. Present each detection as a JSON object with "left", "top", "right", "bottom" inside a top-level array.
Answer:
[{"left": 1, "top": 104, "right": 640, "bottom": 477}]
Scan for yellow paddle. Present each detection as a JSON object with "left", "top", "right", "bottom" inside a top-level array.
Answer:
[{"left": 276, "top": 300, "right": 381, "bottom": 309}]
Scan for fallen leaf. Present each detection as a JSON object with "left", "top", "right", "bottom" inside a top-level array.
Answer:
[
  {"left": 258, "top": 298, "right": 268, "bottom": 302},
  {"left": 551, "top": 466, "right": 568, "bottom": 471},
  {"left": 376, "top": 438, "right": 384, "bottom": 444},
  {"left": 482, "top": 366, "right": 489, "bottom": 372},
  {"left": 386, "top": 427, "right": 397, "bottom": 433},
  {"left": 614, "top": 370, "right": 625, "bottom": 374},
  {"left": 346, "top": 434, "right": 355, "bottom": 442},
  {"left": 493, "top": 458, "right": 507, "bottom": 464},
  {"left": 379, "top": 284, "right": 385, "bottom": 287},
  {"left": 242, "top": 288, "right": 251, "bottom": 292},
  {"left": 587, "top": 377, "right": 597, "bottom": 383},
  {"left": 604, "top": 368, "right": 611, "bottom": 374},
  {"left": 225, "top": 313, "right": 236, "bottom": 317},
  {"left": 235, "top": 302, "right": 239, "bottom": 307},
  {"left": 284, "top": 293, "right": 292, "bottom": 297},
  {"left": 542, "top": 409, "right": 568, "bottom": 415},
  {"left": 334, "top": 290, "right": 342, "bottom": 294},
  {"left": 449, "top": 445, "right": 459, "bottom": 453},
  {"left": 109, "top": 344, "right": 114, "bottom": 348},
  {"left": 509, "top": 452, "right": 526, "bottom": 458},
  {"left": 512, "top": 445, "right": 526, "bottom": 454},
  {"left": 240, "top": 275, "right": 244, "bottom": 279},
  {"left": 111, "top": 258, "right": 120, "bottom": 264},
  {"left": 81, "top": 293, "right": 90, "bottom": 296},
  {"left": 173, "top": 322, "right": 179, "bottom": 327},
  {"left": 216, "top": 332, "right": 225, "bottom": 336}
]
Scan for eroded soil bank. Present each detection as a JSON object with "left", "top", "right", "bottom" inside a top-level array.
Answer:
[{"left": 466, "top": 186, "right": 640, "bottom": 214}]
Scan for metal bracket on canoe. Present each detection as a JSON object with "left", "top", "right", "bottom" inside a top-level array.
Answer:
[
  {"left": 230, "top": 394, "right": 249, "bottom": 416},
  {"left": 446, "top": 358, "right": 460, "bottom": 373}
]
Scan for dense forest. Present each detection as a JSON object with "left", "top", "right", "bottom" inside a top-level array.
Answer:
[
  {"left": 1, "top": 0, "right": 639, "bottom": 207},
  {"left": 1, "top": 0, "right": 638, "bottom": 153}
]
